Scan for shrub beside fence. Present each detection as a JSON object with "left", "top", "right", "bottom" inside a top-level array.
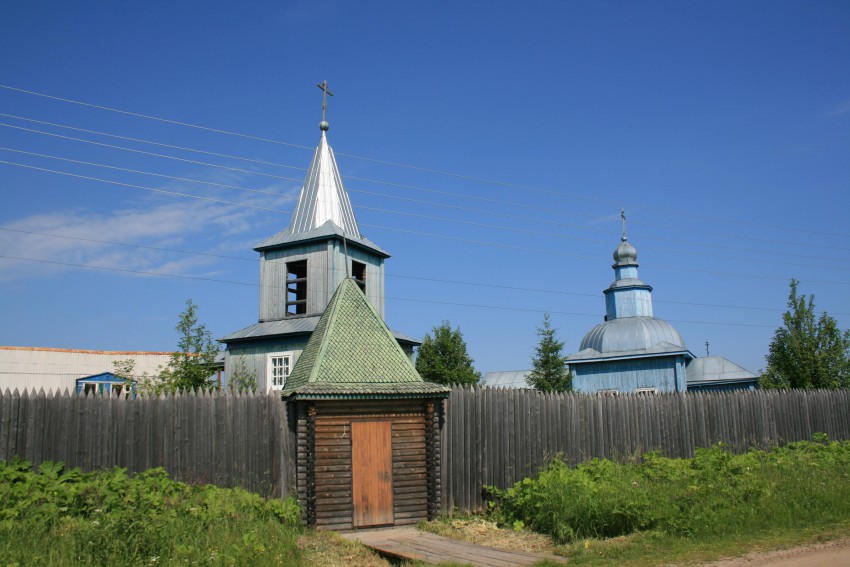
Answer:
[
  {"left": 440, "top": 387, "right": 850, "bottom": 511},
  {"left": 2, "top": 387, "right": 849, "bottom": 512},
  {"left": 0, "top": 389, "right": 295, "bottom": 498}
]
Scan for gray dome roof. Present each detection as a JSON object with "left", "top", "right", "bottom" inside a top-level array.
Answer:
[
  {"left": 579, "top": 316, "right": 686, "bottom": 353},
  {"left": 613, "top": 238, "right": 637, "bottom": 266}
]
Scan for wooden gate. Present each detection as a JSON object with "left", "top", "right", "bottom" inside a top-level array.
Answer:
[{"left": 351, "top": 421, "right": 394, "bottom": 527}]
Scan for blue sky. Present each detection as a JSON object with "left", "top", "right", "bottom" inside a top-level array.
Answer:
[{"left": 1, "top": 1, "right": 848, "bottom": 376}]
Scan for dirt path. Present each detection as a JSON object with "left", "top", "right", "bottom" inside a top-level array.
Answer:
[{"left": 704, "top": 537, "right": 850, "bottom": 567}]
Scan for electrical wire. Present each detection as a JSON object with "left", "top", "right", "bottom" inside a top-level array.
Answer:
[
  {"left": 0, "top": 254, "right": 781, "bottom": 329},
  {"left": 2, "top": 83, "right": 847, "bottom": 239},
  {"left": 8, "top": 225, "right": 839, "bottom": 314},
  {"left": 3, "top": 158, "right": 849, "bottom": 285},
  {"left": 3, "top": 139, "right": 849, "bottom": 261}
]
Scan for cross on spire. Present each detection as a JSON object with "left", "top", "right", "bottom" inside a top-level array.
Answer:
[
  {"left": 620, "top": 208, "right": 628, "bottom": 242},
  {"left": 317, "top": 80, "right": 333, "bottom": 126}
]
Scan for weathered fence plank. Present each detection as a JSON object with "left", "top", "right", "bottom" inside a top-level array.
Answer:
[
  {"left": 0, "top": 390, "right": 294, "bottom": 498},
  {"left": 1, "top": 387, "right": 848, "bottom": 512},
  {"left": 440, "top": 387, "right": 850, "bottom": 512}
]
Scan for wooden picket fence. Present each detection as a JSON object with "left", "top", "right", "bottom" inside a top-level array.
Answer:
[
  {"left": 1, "top": 387, "right": 849, "bottom": 511},
  {"left": 0, "top": 389, "right": 295, "bottom": 498},
  {"left": 440, "top": 387, "right": 850, "bottom": 511}
]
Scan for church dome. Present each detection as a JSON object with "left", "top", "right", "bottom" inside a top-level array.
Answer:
[
  {"left": 613, "top": 238, "right": 638, "bottom": 266},
  {"left": 579, "top": 316, "right": 686, "bottom": 354}
]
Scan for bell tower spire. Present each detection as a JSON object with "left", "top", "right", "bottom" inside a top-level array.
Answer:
[{"left": 286, "top": 81, "right": 360, "bottom": 237}]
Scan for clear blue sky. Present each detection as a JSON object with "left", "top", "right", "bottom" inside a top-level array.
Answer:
[{"left": 1, "top": 1, "right": 848, "bottom": 376}]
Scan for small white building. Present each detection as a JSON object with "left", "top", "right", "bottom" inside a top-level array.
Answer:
[{"left": 0, "top": 346, "right": 174, "bottom": 394}]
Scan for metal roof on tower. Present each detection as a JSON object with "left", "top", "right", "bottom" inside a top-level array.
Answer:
[
  {"left": 254, "top": 81, "right": 388, "bottom": 256},
  {"left": 287, "top": 124, "right": 360, "bottom": 237}
]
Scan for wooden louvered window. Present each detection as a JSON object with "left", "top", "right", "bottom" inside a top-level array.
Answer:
[
  {"left": 352, "top": 261, "right": 366, "bottom": 293},
  {"left": 286, "top": 260, "right": 307, "bottom": 315}
]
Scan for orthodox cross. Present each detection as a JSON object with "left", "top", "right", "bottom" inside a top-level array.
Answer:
[
  {"left": 317, "top": 80, "right": 333, "bottom": 123},
  {"left": 620, "top": 208, "right": 628, "bottom": 241},
  {"left": 705, "top": 340, "right": 710, "bottom": 357}
]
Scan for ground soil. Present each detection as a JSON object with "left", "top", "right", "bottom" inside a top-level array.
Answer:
[{"left": 702, "top": 537, "right": 850, "bottom": 567}]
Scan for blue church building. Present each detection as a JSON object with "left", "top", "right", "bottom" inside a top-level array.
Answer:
[{"left": 564, "top": 214, "right": 757, "bottom": 394}]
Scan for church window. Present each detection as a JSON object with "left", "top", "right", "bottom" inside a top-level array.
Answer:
[
  {"left": 352, "top": 260, "right": 366, "bottom": 293},
  {"left": 286, "top": 260, "right": 307, "bottom": 315},
  {"left": 267, "top": 352, "right": 292, "bottom": 391}
]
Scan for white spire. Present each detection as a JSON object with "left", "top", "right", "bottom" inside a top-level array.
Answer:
[{"left": 287, "top": 83, "right": 361, "bottom": 237}]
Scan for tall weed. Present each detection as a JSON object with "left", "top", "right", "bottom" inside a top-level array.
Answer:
[
  {"left": 0, "top": 457, "right": 303, "bottom": 566},
  {"left": 486, "top": 439, "right": 850, "bottom": 543}
]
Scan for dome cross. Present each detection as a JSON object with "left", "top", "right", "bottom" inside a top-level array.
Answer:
[{"left": 317, "top": 80, "right": 334, "bottom": 130}]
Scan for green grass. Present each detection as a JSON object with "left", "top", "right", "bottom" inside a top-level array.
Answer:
[
  {"left": 0, "top": 458, "right": 304, "bottom": 566},
  {"left": 484, "top": 437, "right": 850, "bottom": 564}
]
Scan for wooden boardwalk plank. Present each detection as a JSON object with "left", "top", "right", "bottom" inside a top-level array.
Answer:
[{"left": 342, "top": 527, "right": 567, "bottom": 566}]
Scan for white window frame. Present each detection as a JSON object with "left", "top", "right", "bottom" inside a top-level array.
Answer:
[
  {"left": 266, "top": 351, "right": 293, "bottom": 392},
  {"left": 635, "top": 387, "right": 658, "bottom": 395}
]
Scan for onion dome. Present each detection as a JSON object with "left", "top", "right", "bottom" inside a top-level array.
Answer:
[
  {"left": 613, "top": 237, "right": 638, "bottom": 267},
  {"left": 579, "top": 316, "right": 687, "bottom": 354}
]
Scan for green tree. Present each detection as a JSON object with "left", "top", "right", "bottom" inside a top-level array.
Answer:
[
  {"left": 527, "top": 313, "right": 572, "bottom": 393},
  {"left": 111, "top": 358, "right": 146, "bottom": 396},
  {"left": 761, "top": 279, "right": 850, "bottom": 389},
  {"left": 415, "top": 321, "right": 481, "bottom": 386},
  {"left": 159, "top": 299, "right": 220, "bottom": 392}
]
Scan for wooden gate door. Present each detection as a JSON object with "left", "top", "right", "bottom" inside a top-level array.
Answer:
[{"left": 351, "top": 421, "right": 394, "bottom": 527}]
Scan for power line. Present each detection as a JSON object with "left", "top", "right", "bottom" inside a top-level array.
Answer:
[
  {"left": 0, "top": 113, "right": 308, "bottom": 173},
  {"left": 0, "top": 254, "right": 781, "bottom": 329},
  {"left": 3, "top": 159, "right": 849, "bottom": 285},
  {"left": 0, "top": 85, "right": 313, "bottom": 150},
  {"left": 1, "top": 123, "right": 296, "bottom": 182},
  {"left": 5, "top": 115, "right": 850, "bottom": 256},
  {"left": 0, "top": 227, "right": 257, "bottom": 263},
  {"left": 0, "top": 147, "right": 300, "bottom": 197},
  {"left": 2, "top": 84, "right": 847, "bottom": 239},
  {"left": 0, "top": 160, "right": 292, "bottom": 214},
  {"left": 4, "top": 139, "right": 849, "bottom": 262},
  {"left": 362, "top": 224, "right": 850, "bottom": 285},
  {"left": 8, "top": 225, "right": 833, "bottom": 314}
]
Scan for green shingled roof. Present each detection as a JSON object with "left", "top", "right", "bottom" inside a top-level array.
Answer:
[{"left": 281, "top": 278, "right": 450, "bottom": 400}]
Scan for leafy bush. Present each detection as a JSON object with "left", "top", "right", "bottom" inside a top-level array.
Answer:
[
  {"left": 0, "top": 457, "right": 303, "bottom": 565},
  {"left": 486, "top": 438, "right": 850, "bottom": 543}
]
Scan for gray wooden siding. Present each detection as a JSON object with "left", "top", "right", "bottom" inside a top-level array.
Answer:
[
  {"left": 260, "top": 241, "right": 385, "bottom": 321},
  {"left": 260, "top": 243, "right": 328, "bottom": 321},
  {"left": 226, "top": 339, "right": 309, "bottom": 393}
]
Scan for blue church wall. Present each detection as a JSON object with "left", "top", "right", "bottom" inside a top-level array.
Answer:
[
  {"left": 605, "top": 288, "right": 653, "bottom": 318},
  {"left": 571, "top": 355, "right": 687, "bottom": 393}
]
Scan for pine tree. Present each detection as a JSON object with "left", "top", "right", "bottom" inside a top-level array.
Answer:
[
  {"left": 527, "top": 313, "right": 572, "bottom": 393},
  {"left": 761, "top": 279, "right": 850, "bottom": 389},
  {"left": 415, "top": 321, "right": 481, "bottom": 386}
]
